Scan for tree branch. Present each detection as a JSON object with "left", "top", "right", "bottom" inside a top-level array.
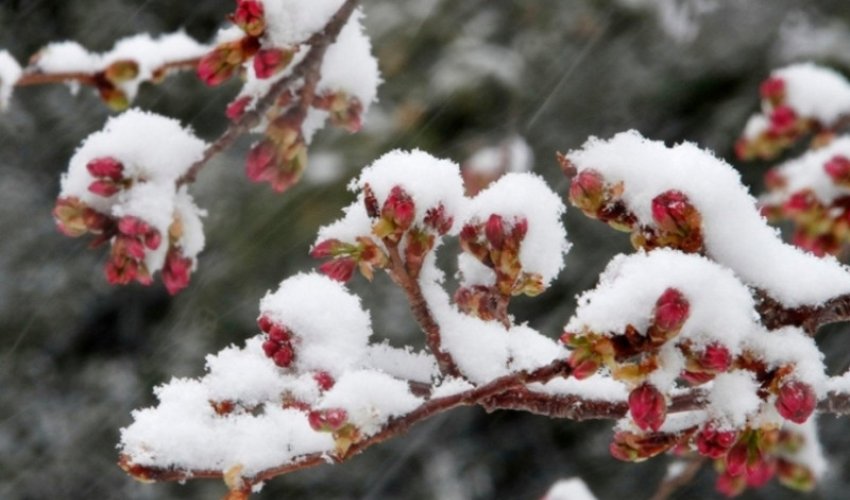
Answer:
[
  {"left": 15, "top": 57, "right": 201, "bottom": 87},
  {"left": 176, "top": 0, "right": 360, "bottom": 186},
  {"left": 756, "top": 290, "right": 850, "bottom": 335}
]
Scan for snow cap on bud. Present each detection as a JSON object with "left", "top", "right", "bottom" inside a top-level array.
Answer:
[
  {"left": 628, "top": 383, "right": 666, "bottom": 431},
  {"left": 652, "top": 287, "right": 689, "bottom": 333},
  {"left": 775, "top": 379, "right": 816, "bottom": 424}
]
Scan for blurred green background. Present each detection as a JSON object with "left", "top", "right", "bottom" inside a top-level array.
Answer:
[{"left": 2, "top": 1, "right": 850, "bottom": 498}]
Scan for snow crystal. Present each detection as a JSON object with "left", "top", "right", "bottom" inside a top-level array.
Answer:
[
  {"left": 567, "top": 249, "right": 756, "bottom": 351},
  {"left": 0, "top": 50, "right": 22, "bottom": 109},
  {"left": 567, "top": 130, "right": 850, "bottom": 306},
  {"left": 774, "top": 62, "right": 850, "bottom": 124},
  {"left": 708, "top": 371, "right": 761, "bottom": 428},
  {"left": 318, "top": 370, "right": 422, "bottom": 436},
  {"left": 353, "top": 149, "right": 467, "bottom": 234},
  {"left": 543, "top": 478, "right": 598, "bottom": 500},
  {"left": 463, "top": 172, "right": 569, "bottom": 285},
  {"left": 259, "top": 273, "right": 372, "bottom": 376}
]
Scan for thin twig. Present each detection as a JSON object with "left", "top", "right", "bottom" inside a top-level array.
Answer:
[{"left": 15, "top": 57, "right": 201, "bottom": 87}]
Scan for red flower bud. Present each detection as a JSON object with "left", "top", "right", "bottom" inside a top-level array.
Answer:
[
  {"left": 769, "top": 105, "right": 798, "bottom": 135},
  {"left": 745, "top": 456, "right": 775, "bottom": 487},
  {"left": 246, "top": 139, "right": 277, "bottom": 183},
  {"left": 569, "top": 169, "right": 605, "bottom": 215},
  {"left": 232, "top": 0, "right": 265, "bottom": 37},
  {"left": 628, "top": 383, "right": 666, "bottom": 432},
  {"left": 86, "top": 157, "right": 124, "bottom": 180},
  {"left": 382, "top": 186, "right": 415, "bottom": 231},
  {"left": 725, "top": 441, "right": 749, "bottom": 477},
  {"left": 267, "top": 324, "right": 290, "bottom": 344},
  {"left": 262, "top": 339, "right": 278, "bottom": 358},
  {"left": 424, "top": 204, "right": 453, "bottom": 235},
  {"left": 715, "top": 471, "right": 746, "bottom": 497},
  {"left": 272, "top": 344, "right": 294, "bottom": 368},
  {"left": 653, "top": 288, "right": 689, "bottom": 333},
  {"left": 88, "top": 180, "right": 120, "bottom": 197},
  {"left": 118, "top": 216, "right": 150, "bottom": 237},
  {"left": 162, "top": 249, "right": 193, "bottom": 295},
  {"left": 225, "top": 96, "right": 252, "bottom": 122},
  {"left": 310, "top": 239, "right": 345, "bottom": 259},
  {"left": 825, "top": 155, "right": 850, "bottom": 185},
  {"left": 318, "top": 257, "right": 356, "bottom": 282},
  {"left": 698, "top": 343, "right": 732, "bottom": 373},
  {"left": 257, "top": 315, "right": 274, "bottom": 333},
  {"left": 144, "top": 230, "right": 161, "bottom": 250},
  {"left": 308, "top": 408, "right": 348, "bottom": 432},
  {"left": 696, "top": 424, "right": 738, "bottom": 459},
  {"left": 314, "top": 371, "right": 335, "bottom": 391},
  {"left": 759, "top": 76, "right": 785, "bottom": 102},
  {"left": 651, "top": 190, "right": 699, "bottom": 235},
  {"left": 485, "top": 214, "right": 505, "bottom": 250},
  {"left": 253, "top": 48, "right": 293, "bottom": 79},
  {"left": 775, "top": 379, "right": 816, "bottom": 424}
]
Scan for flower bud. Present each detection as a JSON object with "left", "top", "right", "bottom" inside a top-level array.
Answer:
[
  {"left": 53, "top": 197, "right": 90, "bottom": 237},
  {"left": 245, "top": 139, "right": 277, "bottom": 183},
  {"left": 308, "top": 408, "right": 348, "bottom": 432},
  {"left": 253, "top": 48, "right": 294, "bottom": 79},
  {"left": 86, "top": 157, "right": 124, "bottom": 180},
  {"left": 162, "top": 249, "right": 193, "bottom": 295},
  {"left": 698, "top": 343, "right": 732, "bottom": 373},
  {"left": 272, "top": 345, "right": 294, "bottom": 368},
  {"left": 725, "top": 441, "right": 749, "bottom": 477},
  {"left": 652, "top": 287, "right": 689, "bottom": 334},
  {"left": 759, "top": 76, "right": 785, "bottom": 103},
  {"left": 310, "top": 239, "right": 347, "bottom": 259},
  {"left": 825, "top": 155, "right": 850, "bottom": 185},
  {"left": 226, "top": 96, "right": 252, "bottom": 122},
  {"left": 768, "top": 105, "right": 798, "bottom": 136},
  {"left": 485, "top": 214, "right": 505, "bottom": 250},
  {"left": 314, "top": 371, "right": 335, "bottom": 391},
  {"left": 103, "top": 59, "right": 139, "bottom": 84},
  {"left": 88, "top": 179, "right": 120, "bottom": 197},
  {"left": 628, "top": 383, "right": 666, "bottom": 432},
  {"left": 651, "top": 190, "right": 699, "bottom": 235},
  {"left": 232, "top": 0, "right": 265, "bottom": 37},
  {"left": 745, "top": 456, "right": 775, "bottom": 487},
  {"left": 383, "top": 186, "right": 415, "bottom": 231},
  {"left": 569, "top": 169, "right": 605, "bottom": 216},
  {"left": 715, "top": 471, "right": 746, "bottom": 497},
  {"left": 318, "top": 257, "right": 356, "bottom": 282},
  {"left": 424, "top": 204, "right": 453, "bottom": 235},
  {"left": 777, "top": 459, "right": 815, "bottom": 492},
  {"left": 696, "top": 424, "right": 738, "bottom": 459},
  {"left": 775, "top": 379, "right": 816, "bottom": 424}
]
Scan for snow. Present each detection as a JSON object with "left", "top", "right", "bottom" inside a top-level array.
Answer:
[
  {"left": 762, "top": 137, "right": 850, "bottom": 206},
  {"left": 742, "top": 326, "right": 826, "bottom": 393},
  {"left": 259, "top": 273, "right": 372, "bottom": 376},
  {"left": 773, "top": 63, "right": 850, "bottom": 125},
  {"left": 567, "top": 249, "right": 756, "bottom": 351},
  {"left": 430, "top": 377, "right": 475, "bottom": 398},
  {"left": 353, "top": 149, "right": 467, "bottom": 233},
  {"left": 0, "top": 50, "right": 22, "bottom": 109},
  {"left": 262, "top": 0, "right": 344, "bottom": 47},
  {"left": 532, "top": 374, "right": 629, "bottom": 402},
  {"left": 780, "top": 419, "right": 828, "bottom": 478},
  {"left": 462, "top": 172, "right": 569, "bottom": 285},
  {"left": 173, "top": 187, "right": 207, "bottom": 262},
  {"left": 707, "top": 371, "right": 761, "bottom": 428},
  {"left": 318, "top": 10, "right": 381, "bottom": 109},
  {"left": 543, "top": 478, "right": 598, "bottom": 500},
  {"left": 317, "top": 370, "right": 422, "bottom": 435},
  {"left": 567, "top": 130, "right": 850, "bottom": 306},
  {"left": 34, "top": 41, "right": 99, "bottom": 73},
  {"left": 364, "top": 342, "right": 437, "bottom": 383},
  {"left": 315, "top": 196, "right": 374, "bottom": 244}
]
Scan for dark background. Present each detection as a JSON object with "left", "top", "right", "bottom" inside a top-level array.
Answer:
[{"left": 2, "top": 1, "right": 850, "bottom": 498}]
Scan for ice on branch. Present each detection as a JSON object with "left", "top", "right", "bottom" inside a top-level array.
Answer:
[
  {"left": 567, "top": 130, "right": 850, "bottom": 306},
  {"left": 0, "top": 50, "right": 22, "bottom": 109},
  {"left": 121, "top": 272, "right": 424, "bottom": 480},
  {"left": 736, "top": 63, "right": 850, "bottom": 160},
  {"left": 53, "top": 109, "right": 207, "bottom": 293},
  {"left": 761, "top": 137, "right": 850, "bottom": 256},
  {"left": 29, "top": 33, "right": 209, "bottom": 110}
]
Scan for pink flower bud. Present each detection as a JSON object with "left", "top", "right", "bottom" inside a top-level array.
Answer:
[
  {"left": 699, "top": 343, "right": 732, "bottom": 373},
  {"left": 86, "top": 157, "right": 124, "bottom": 180},
  {"left": 253, "top": 48, "right": 293, "bottom": 79},
  {"left": 775, "top": 379, "right": 816, "bottom": 424},
  {"left": 424, "top": 204, "right": 453, "bottom": 235},
  {"left": 258, "top": 315, "right": 274, "bottom": 333},
  {"left": 569, "top": 169, "right": 605, "bottom": 215},
  {"left": 310, "top": 239, "right": 344, "bottom": 259},
  {"left": 162, "top": 249, "right": 193, "bottom": 295},
  {"left": 382, "top": 186, "right": 415, "bottom": 231},
  {"left": 308, "top": 408, "right": 348, "bottom": 432},
  {"left": 824, "top": 155, "right": 850, "bottom": 184},
  {"left": 314, "top": 371, "right": 335, "bottom": 391},
  {"left": 651, "top": 190, "right": 699, "bottom": 235},
  {"left": 88, "top": 180, "right": 120, "bottom": 197},
  {"left": 653, "top": 288, "right": 689, "bottom": 333},
  {"left": 318, "top": 257, "right": 356, "bottom": 282},
  {"left": 267, "top": 324, "right": 290, "bottom": 343},
  {"left": 628, "top": 383, "right": 666, "bottom": 432},
  {"left": 232, "top": 0, "right": 265, "bottom": 37},
  {"left": 245, "top": 139, "right": 277, "bottom": 182},
  {"left": 262, "top": 339, "right": 278, "bottom": 358},
  {"left": 485, "top": 214, "right": 505, "bottom": 250},
  {"left": 763, "top": 168, "right": 786, "bottom": 191},
  {"left": 769, "top": 105, "right": 797, "bottom": 135},
  {"left": 53, "top": 197, "right": 90, "bottom": 237},
  {"left": 118, "top": 216, "right": 149, "bottom": 237},
  {"left": 105, "top": 257, "right": 138, "bottom": 285},
  {"left": 144, "top": 230, "right": 161, "bottom": 250},
  {"left": 696, "top": 424, "right": 738, "bottom": 459},
  {"left": 745, "top": 456, "right": 775, "bottom": 487},
  {"left": 759, "top": 76, "right": 785, "bottom": 102},
  {"left": 782, "top": 190, "right": 815, "bottom": 215},
  {"left": 725, "top": 441, "right": 749, "bottom": 477},
  {"left": 715, "top": 471, "right": 746, "bottom": 497},
  {"left": 225, "top": 96, "right": 252, "bottom": 121},
  {"left": 197, "top": 38, "right": 259, "bottom": 86},
  {"left": 272, "top": 344, "right": 294, "bottom": 368}
]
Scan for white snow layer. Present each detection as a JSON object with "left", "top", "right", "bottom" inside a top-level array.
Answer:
[
  {"left": 567, "top": 130, "right": 850, "bottom": 306},
  {"left": 763, "top": 136, "right": 850, "bottom": 206},
  {"left": 543, "top": 478, "right": 598, "bottom": 500},
  {"left": 773, "top": 62, "right": 850, "bottom": 124},
  {"left": 0, "top": 50, "right": 22, "bottom": 108}
]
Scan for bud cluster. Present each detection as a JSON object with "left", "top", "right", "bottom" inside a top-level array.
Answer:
[
  {"left": 761, "top": 156, "right": 850, "bottom": 256},
  {"left": 258, "top": 314, "right": 296, "bottom": 368},
  {"left": 308, "top": 407, "right": 360, "bottom": 457},
  {"left": 568, "top": 170, "right": 704, "bottom": 253},
  {"left": 197, "top": 0, "right": 266, "bottom": 86},
  {"left": 310, "top": 236, "right": 388, "bottom": 283},
  {"left": 735, "top": 76, "right": 814, "bottom": 161}
]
